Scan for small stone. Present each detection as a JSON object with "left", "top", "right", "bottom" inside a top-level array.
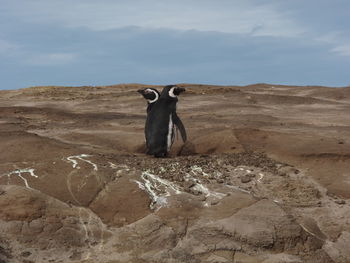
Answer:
[
  {"left": 183, "top": 180, "right": 196, "bottom": 189},
  {"left": 278, "top": 165, "right": 300, "bottom": 176},
  {"left": 217, "top": 179, "right": 224, "bottom": 184},
  {"left": 335, "top": 199, "right": 346, "bottom": 205},
  {"left": 210, "top": 200, "right": 220, "bottom": 205},
  {"left": 69, "top": 250, "right": 82, "bottom": 260},
  {"left": 199, "top": 195, "right": 207, "bottom": 201},
  {"left": 190, "top": 189, "right": 201, "bottom": 196},
  {"left": 21, "top": 251, "right": 32, "bottom": 257},
  {"left": 240, "top": 175, "right": 252, "bottom": 183}
]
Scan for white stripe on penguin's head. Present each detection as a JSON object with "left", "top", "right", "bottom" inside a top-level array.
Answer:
[
  {"left": 168, "top": 86, "right": 177, "bottom": 98},
  {"left": 146, "top": 88, "right": 159, "bottom": 103}
]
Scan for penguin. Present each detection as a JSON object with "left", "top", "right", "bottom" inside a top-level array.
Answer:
[
  {"left": 138, "top": 87, "right": 187, "bottom": 154},
  {"left": 137, "top": 88, "right": 160, "bottom": 113},
  {"left": 145, "top": 85, "right": 186, "bottom": 157}
]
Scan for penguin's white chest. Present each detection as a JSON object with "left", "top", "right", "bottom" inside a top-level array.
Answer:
[{"left": 166, "top": 114, "right": 173, "bottom": 151}]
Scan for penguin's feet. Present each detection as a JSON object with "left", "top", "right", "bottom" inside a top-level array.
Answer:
[{"left": 154, "top": 152, "right": 167, "bottom": 158}]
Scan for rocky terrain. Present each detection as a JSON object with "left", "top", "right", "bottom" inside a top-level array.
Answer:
[{"left": 0, "top": 83, "right": 349, "bottom": 263}]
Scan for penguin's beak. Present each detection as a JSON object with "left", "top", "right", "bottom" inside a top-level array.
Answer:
[
  {"left": 137, "top": 89, "right": 144, "bottom": 94},
  {"left": 174, "top": 87, "right": 186, "bottom": 95}
]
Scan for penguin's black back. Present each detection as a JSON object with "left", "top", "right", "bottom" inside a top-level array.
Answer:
[{"left": 146, "top": 96, "right": 177, "bottom": 157}]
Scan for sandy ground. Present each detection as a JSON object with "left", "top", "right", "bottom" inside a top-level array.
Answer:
[{"left": 0, "top": 83, "right": 349, "bottom": 262}]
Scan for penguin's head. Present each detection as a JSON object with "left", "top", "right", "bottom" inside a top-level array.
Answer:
[
  {"left": 137, "top": 88, "right": 160, "bottom": 103},
  {"left": 162, "top": 85, "right": 186, "bottom": 99}
]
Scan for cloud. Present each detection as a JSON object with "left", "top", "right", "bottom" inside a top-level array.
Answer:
[
  {"left": 315, "top": 32, "right": 342, "bottom": 44},
  {"left": 315, "top": 33, "right": 350, "bottom": 56},
  {"left": 0, "top": 39, "right": 20, "bottom": 55},
  {"left": 24, "top": 52, "right": 78, "bottom": 65},
  {"left": 2, "top": 25, "right": 349, "bottom": 88},
  {"left": 331, "top": 45, "right": 350, "bottom": 56},
  {"left": 1, "top": 0, "right": 350, "bottom": 89},
  {"left": 1, "top": 0, "right": 304, "bottom": 38}
]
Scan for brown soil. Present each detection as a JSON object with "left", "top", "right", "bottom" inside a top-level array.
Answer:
[{"left": 0, "top": 83, "right": 349, "bottom": 263}]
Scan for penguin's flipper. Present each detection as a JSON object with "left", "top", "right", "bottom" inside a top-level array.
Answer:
[{"left": 172, "top": 113, "right": 187, "bottom": 142}]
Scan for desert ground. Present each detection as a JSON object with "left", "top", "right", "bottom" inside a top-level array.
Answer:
[{"left": 0, "top": 83, "right": 349, "bottom": 263}]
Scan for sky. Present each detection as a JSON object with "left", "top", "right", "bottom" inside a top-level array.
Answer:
[{"left": 1, "top": 0, "right": 350, "bottom": 90}]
